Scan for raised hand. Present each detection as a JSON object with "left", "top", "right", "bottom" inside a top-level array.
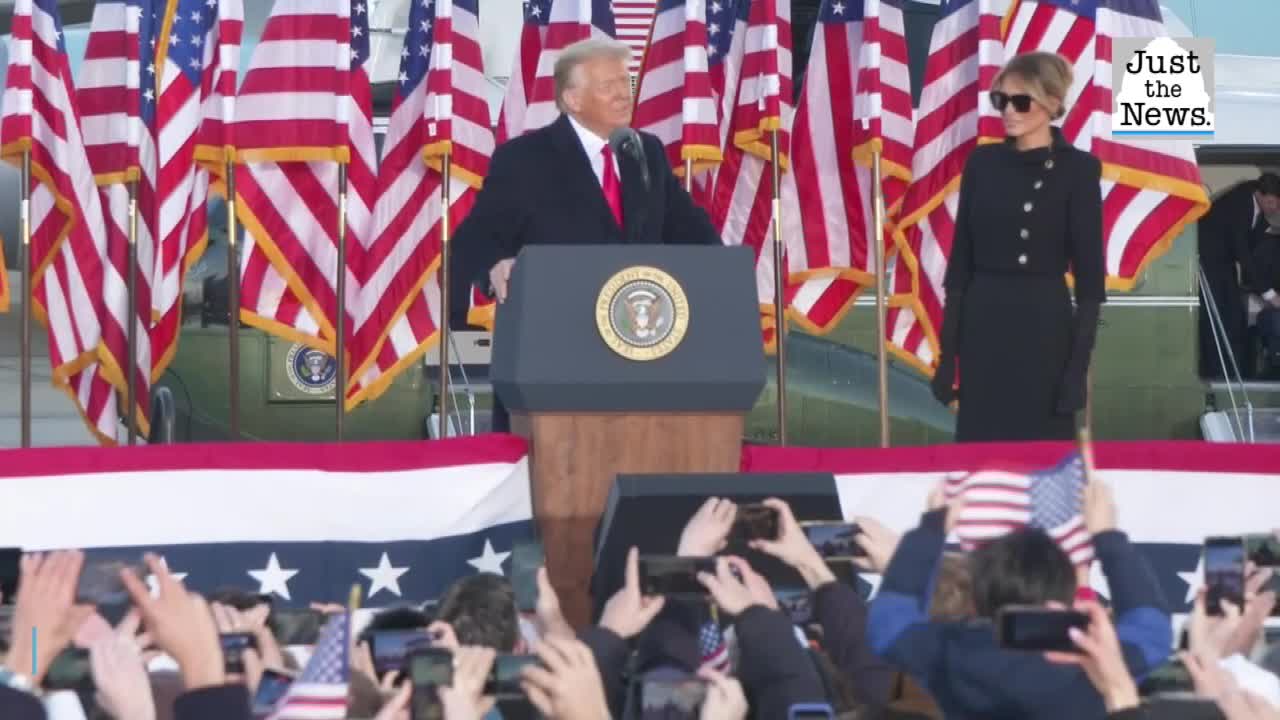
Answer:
[
  {"left": 439, "top": 646, "right": 497, "bottom": 720},
  {"left": 521, "top": 635, "right": 611, "bottom": 720},
  {"left": 747, "top": 498, "right": 834, "bottom": 590},
  {"left": 3, "top": 550, "right": 94, "bottom": 685},
  {"left": 698, "top": 668, "right": 749, "bottom": 720},
  {"left": 599, "top": 547, "right": 666, "bottom": 639},
  {"left": 119, "top": 553, "right": 224, "bottom": 690},
  {"left": 90, "top": 630, "right": 157, "bottom": 720},
  {"left": 1043, "top": 601, "right": 1139, "bottom": 712},
  {"left": 678, "top": 498, "right": 737, "bottom": 557}
]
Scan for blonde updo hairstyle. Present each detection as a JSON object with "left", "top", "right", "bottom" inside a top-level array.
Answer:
[{"left": 993, "top": 51, "right": 1073, "bottom": 120}]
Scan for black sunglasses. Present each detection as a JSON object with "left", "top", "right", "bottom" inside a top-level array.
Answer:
[{"left": 990, "top": 91, "right": 1035, "bottom": 113}]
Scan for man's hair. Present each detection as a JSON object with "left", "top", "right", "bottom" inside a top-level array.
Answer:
[
  {"left": 929, "top": 552, "right": 975, "bottom": 621},
  {"left": 968, "top": 528, "right": 1076, "bottom": 618},
  {"left": 1258, "top": 171, "right": 1280, "bottom": 197},
  {"left": 355, "top": 605, "right": 432, "bottom": 646},
  {"left": 434, "top": 573, "right": 519, "bottom": 651},
  {"left": 553, "top": 37, "right": 632, "bottom": 112}
]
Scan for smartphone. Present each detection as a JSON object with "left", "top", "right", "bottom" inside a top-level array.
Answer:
[
  {"left": 0, "top": 547, "right": 19, "bottom": 604},
  {"left": 730, "top": 504, "right": 780, "bottom": 544},
  {"left": 1244, "top": 533, "right": 1280, "bottom": 567},
  {"left": 43, "top": 648, "right": 93, "bottom": 691},
  {"left": 369, "top": 629, "right": 436, "bottom": 677},
  {"left": 408, "top": 648, "right": 454, "bottom": 720},
  {"left": 1204, "top": 536, "right": 1246, "bottom": 616},
  {"left": 638, "top": 556, "right": 716, "bottom": 597},
  {"left": 775, "top": 586, "right": 813, "bottom": 626},
  {"left": 1138, "top": 659, "right": 1195, "bottom": 696},
  {"left": 270, "top": 607, "right": 327, "bottom": 646},
  {"left": 788, "top": 704, "right": 836, "bottom": 719},
  {"left": 220, "top": 632, "right": 259, "bottom": 674},
  {"left": 76, "top": 558, "right": 146, "bottom": 606},
  {"left": 799, "top": 522, "right": 865, "bottom": 560},
  {"left": 995, "top": 606, "right": 1090, "bottom": 653},
  {"left": 511, "top": 540, "right": 544, "bottom": 614},
  {"left": 483, "top": 654, "right": 539, "bottom": 700},
  {"left": 252, "top": 669, "right": 294, "bottom": 714},
  {"left": 640, "top": 676, "right": 707, "bottom": 720}
]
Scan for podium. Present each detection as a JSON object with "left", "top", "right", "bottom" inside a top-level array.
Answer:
[{"left": 491, "top": 244, "right": 765, "bottom": 625}]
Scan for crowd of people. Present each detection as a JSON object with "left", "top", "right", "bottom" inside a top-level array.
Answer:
[{"left": 1, "top": 480, "right": 1277, "bottom": 720}]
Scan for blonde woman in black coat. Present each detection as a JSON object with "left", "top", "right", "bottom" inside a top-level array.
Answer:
[{"left": 930, "top": 52, "right": 1106, "bottom": 442}]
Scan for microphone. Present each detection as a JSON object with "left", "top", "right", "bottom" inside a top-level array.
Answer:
[{"left": 608, "top": 127, "right": 650, "bottom": 193}]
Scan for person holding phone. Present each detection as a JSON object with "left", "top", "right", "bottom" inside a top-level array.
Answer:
[
  {"left": 930, "top": 51, "right": 1106, "bottom": 442},
  {"left": 867, "top": 481, "right": 1172, "bottom": 719}
]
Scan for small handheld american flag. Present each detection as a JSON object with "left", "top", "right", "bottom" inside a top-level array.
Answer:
[
  {"left": 944, "top": 452, "right": 1094, "bottom": 567},
  {"left": 262, "top": 613, "right": 350, "bottom": 720}
]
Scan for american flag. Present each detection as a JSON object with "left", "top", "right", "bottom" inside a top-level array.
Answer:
[
  {"left": 698, "top": 619, "right": 730, "bottom": 672},
  {"left": 706, "top": 0, "right": 794, "bottom": 351},
  {"left": 147, "top": 0, "right": 243, "bottom": 382},
  {"left": 687, "top": 0, "right": 748, "bottom": 210},
  {"left": 1, "top": 0, "right": 136, "bottom": 444},
  {"left": 616, "top": 0, "right": 659, "bottom": 76},
  {"left": 235, "top": 0, "right": 377, "bottom": 357},
  {"left": 347, "top": 0, "right": 494, "bottom": 407},
  {"left": 885, "top": 0, "right": 1005, "bottom": 374},
  {"left": 944, "top": 452, "right": 1094, "bottom": 567},
  {"left": 264, "top": 612, "right": 350, "bottom": 719},
  {"left": 777, "top": 0, "right": 913, "bottom": 341},
  {"left": 631, "top": 0, "right": 723, "bottom": 176},
  {"left": 1003, "top": 0, "right": 1208, "bottom": 287},
  {"left": 495, "top": 0, "right": 617, "bottom": 143},
  {"left": 68, "top": 0, "right": 156, "bottom": 437},
  {"left": 0, "top": 238, "right": 8, "bottom": 312}
]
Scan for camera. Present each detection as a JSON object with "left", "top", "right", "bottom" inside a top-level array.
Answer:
[{"left": 995, "top": 606, "right": 1090, "bottom": 653}]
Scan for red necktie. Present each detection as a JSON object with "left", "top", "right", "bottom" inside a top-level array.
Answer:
[{"left": 601, "top": 144, "right": 624, "bottom": 227}]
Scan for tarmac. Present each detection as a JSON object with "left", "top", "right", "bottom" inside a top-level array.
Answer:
[{"left": 0, "top": 270, "right": 98, "bottom": 447}]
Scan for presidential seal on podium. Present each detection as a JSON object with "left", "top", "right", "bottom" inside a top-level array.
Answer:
[{"left": 595, "top": 266, "right": 689, "bottom": 361}]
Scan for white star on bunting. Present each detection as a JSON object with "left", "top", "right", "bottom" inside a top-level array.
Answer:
[
  {"left": 360, "top": 552, "right": 410, "bottom": 599},
  {"left": 467, "top": 540, "right": 511, "bottom": 575},
  {"left": 248, "top": 553, "right": 300, "bottom": 600}
]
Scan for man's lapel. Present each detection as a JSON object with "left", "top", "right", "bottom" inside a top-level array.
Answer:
[{"left": 549, "top": 114, "right": 617, "bottom": 234}]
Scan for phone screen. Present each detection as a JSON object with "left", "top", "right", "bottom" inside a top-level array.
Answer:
[
  {"left": 271, "top": 608, "right": 327, "bottom": 646},
  {"left": 640, "top": 677, "right": 707, "bottom": 720},
  {"left": 43, "top": 648, "right": 93, "bottom": 691},
  {"left": 484, "top": 654, "right": 538, "bottom": 699},
  {"left": 76, "top": 558, "right": 145, "bottom": 607},
  {"left": 997, "top": 607, "right": 1089, "bottom": 652},
  {"left": 730, "top": 504, "right": 780, "bottom": 544},
  {"left": 0, "top": 548, "right": 20, "bottom": 603},
  {"left": 409, "top": 649, "right": 453, "bottom": 720},
  {"left": 220, "top": 632, "right": 258, "bottom": 674},
  {"left": 1204, "top": 537, "right": 1246, "bottom": 615},
  {"left": 253, "top": 670, "right": 294, "bottom": 712},
  {"left": 775, "top": 587, "right": 813, "bottom": 625},
  {"left": 1244, "top": 533, "right": 1280, "bottom": 568},
  {"left": 371, "top": 629, "right": 435, "bottom": 676},
  {"left": 800, "top": 522, "right": 864, "bottom": 560},
  {"left": 639, "top": 556, "right": 715, "bottom": 596},
  {"left": 511, "top": 540, "right": 544, "bottom": 614},
  {"left": 788, "top": 704, "right": 836, "bottom": 719}
]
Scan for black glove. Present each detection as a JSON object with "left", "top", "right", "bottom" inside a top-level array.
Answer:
[{"left": 931, "top": 359, "right": 957, "bottom": 406}]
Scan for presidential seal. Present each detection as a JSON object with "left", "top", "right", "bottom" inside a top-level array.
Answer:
[
  {"left": 595, "top": 266, "right": 689, "bottom": 361},
  {"left": 285, "top": 343, "right": 338, "bottom": 396}
]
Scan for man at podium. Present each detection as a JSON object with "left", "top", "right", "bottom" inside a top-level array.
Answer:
[{"left": 453, "top": 36, "right": 723, "bottom": 430}]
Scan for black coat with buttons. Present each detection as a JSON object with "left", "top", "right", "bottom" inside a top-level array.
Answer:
[{"left": 932, "top": 126, "right": 1106, "bottom": 442}]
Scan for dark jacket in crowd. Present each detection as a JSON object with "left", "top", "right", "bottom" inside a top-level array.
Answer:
[
  {"left": 0, "top": 683, "right": 250, "bottom": 720},
  {"left": 867, "top": 509, "right": 1172, "bottom": 720},
  {"left": 633, "top": 596, "right": 829, "bottom": 718},
  {"left": 813, "top": 579, "right": 896, "bottom": 707}
]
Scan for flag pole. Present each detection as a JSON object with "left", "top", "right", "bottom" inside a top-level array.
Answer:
[
  {"left": 438, "top": 153, "right": 453, "bottom": 438},
  {"left": 125, "top": 180, "right": 139, "bottom": 445},
  {"left": 871, "top": 149, "right": 890, "bottom": 448},
  {"left": 769, "top": 127, "right": 787, "bottom": 446},
  {"left": 335, "top": 163, "right": 348, "bottom": 442},
  {"left": 19, "top": 149, "right": 32, "bottom": 448},
  {"left": 226, "top": 160, "right": 241, "bottom": 440},
  {"left": 684, "top": 157, "right": 693, "bottom": 193}
]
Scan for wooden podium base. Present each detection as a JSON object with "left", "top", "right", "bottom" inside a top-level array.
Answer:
[{"left": 512, "top": 411, "right": 744, "bottom": 627}]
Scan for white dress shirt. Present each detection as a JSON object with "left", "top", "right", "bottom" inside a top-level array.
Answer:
[{"left": 568, "top": 114, "right": 621, "bottom": 187}]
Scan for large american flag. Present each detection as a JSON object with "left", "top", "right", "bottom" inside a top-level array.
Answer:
[
  {"left": 687, "top": 0, "right": 749, "bottom": 210},
  {"left": 707, "top": 0, "right": 794, "bottom": 351},
  {"left": 347, "top": 0, "right": 494, "bottom": 407},
  {"left": 1, "top": 0, "right": 135, "bottom": 444},
  {"left": 1003, "top": 0, "right": 1208, "bottom": 287},
  {"left": 631, "top": 0, "right": 722, "bottom": 175},
  {"left": 264, "top": 612, "right": 350, "bottom": 719},
  {"left": 885, "top": 0, "right": 1004, "bottom": 374},
  {"left": 616, "top": 0, "right": 659, "bottom": 76},
  {"left": 496, "top": 0, "right": 618, "bottom": 143},
  {"left": 0, "top": 234, "right": 8, "bottom": 313},
  {"left": 778, "top": 0, "right": 913, "bottom": 341},
  {"left": 147, "top": 0, "right": 243, "bottom": 382},
  {"left": 944, "top": 452, "right": 1094, "bottom": 567},
  {"left": 235, "top": 0, "right": 377, "bottom": 357}
]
